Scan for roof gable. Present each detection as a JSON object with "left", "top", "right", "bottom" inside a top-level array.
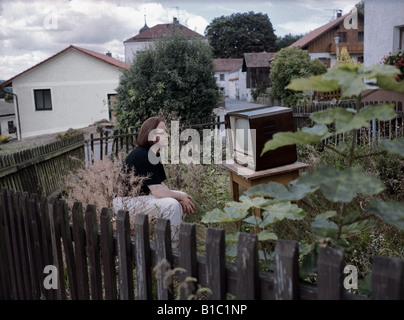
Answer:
[
  {"left": 1, "top": 45, "right": 130, "bottom": 87},
  {"left": 213, "top": 59, "right": 243, "bottom": 72},
  {"left": 124, "top": 22, "right": 204, "bottom": 43},
  {"left": 290, "top": 11, "right": 363, "bottom": 49},
  {"left": 242, "top": 52, "right": 276, "bottom": 70}
]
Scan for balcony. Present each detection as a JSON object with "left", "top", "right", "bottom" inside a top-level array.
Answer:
[{"left": 330, "top": 42, "right": 364, "bottom": 55}]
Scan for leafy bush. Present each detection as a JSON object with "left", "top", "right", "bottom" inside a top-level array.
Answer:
[
  {"left": 115, "top": 32, "right": 221, "bottom": 130},
  {"left": 0, "top": 135, "right": 13, "bottom": 144},
  {"left": 381, "top": 50, "right": 404, "bottom": 81},
  {"left": 269, "top": 47, "right": 326, "bottom": 107}
]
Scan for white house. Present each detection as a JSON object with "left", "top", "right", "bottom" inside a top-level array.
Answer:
[
  {"left": 124, "top": 17, "right": 206, "bottom": 63},
  {"left": 213, "top": 59, "right": 243, "bottom": 98},
  {"left": 0, "top": 45, "right": 130, "bottom": 139},
  {"left": 0, "top": 99, "right": 17, "bottom": 138},
  {"left": 364, "top": 0, "right": 404, "bottom": 67}
]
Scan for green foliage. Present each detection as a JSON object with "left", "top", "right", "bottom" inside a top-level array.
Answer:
[
  {"left": 381, "top": 50, "right": 404, "bottom": 81},
  {"left": 0, "top": 135, "right": 12, "bottom": 144},
  {"left": 202, "top": 62, "right": 404, "bottom": 284},
  {"left": 115, "top": 32, "right": 220, "bottom": 129},
  {"left": 335, "top": 47, "right": 355, "bottom": 66},
  {"left": 265, "top": 62, "right": 404, "bottom": 251},
  {"left": 205, "top": 11, "right": 277, "bottom": 58},
  {"left": 275, "top": 33, "right": 304, "bottom": 51},
  {"left": 269, "top": 47, "right": 327, "bottom": 107}
]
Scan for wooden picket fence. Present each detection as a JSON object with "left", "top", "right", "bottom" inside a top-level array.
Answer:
[
  {"left": 0, "top": 134, "right": 85, "bottom": 197},
  {"left": 0, "top": 187, "right": 403, "bottom": 300}
]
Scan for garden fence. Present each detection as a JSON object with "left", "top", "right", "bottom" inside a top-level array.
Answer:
[
  {"left": 0, "top": 134, "right": 85, "bottom": 197},
  {"left": 292, "top": 100, "right": 404, "bottom": 144},
  {"left": 0, "top": 187, "right": 403, "bottom": 300}
]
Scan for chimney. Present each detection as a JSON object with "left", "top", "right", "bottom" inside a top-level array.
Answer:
[
  {"left": 173, "top": 17, "right": 179, "bottom": 25},
  {"left": 106, "top": 51, "right": 112, "bottom": 57},
  {"left": 336, "top": 10, "right": 342, "bottom": 18}
]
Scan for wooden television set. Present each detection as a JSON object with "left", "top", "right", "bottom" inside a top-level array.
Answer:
[{"left": 225, "top": 106, "right": 297, "bottom": 171}]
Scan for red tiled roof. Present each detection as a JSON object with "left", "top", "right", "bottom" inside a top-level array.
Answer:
[
  {"left": 124, "top": 22, "right": 204, "bottom": 43},
  {"left": 1, "top": 45, "right": 130, "bottom": 87},
  {"left": 213, "top": 59, "right": 243, "bottom": 72},
  {"left": 290, "top": 12, "right": 358, "bottom": 49}
]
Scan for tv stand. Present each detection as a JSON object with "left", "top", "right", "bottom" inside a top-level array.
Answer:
[{"left": 222, "top": 161, "right": 309, "bottom": 202}]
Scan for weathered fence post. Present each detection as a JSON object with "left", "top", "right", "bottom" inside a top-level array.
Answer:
[
  {"left": 155, "top": 218, "right": 174, "bottom": 300},
  {"left": 371, "top": 255, "right": 404, "bottom": 300},
  {"left": 317, "top": 246, "right": 345, "bottom": 300},
  {"left": 178, "top": 222, "right": 198, "bottom": 300},
  {"left": 237, "top": 232, "right": 259, "bottom": 300},
  {"left": 48, "top": 196, "right": 66, "bottom": 299},
  {"left": 134, "top": 213, "right": 152, "bottom": 300},
  {"left": 85, "top": 204, "right": 103, "bottom": 300},
  {"left": 71, "top": 202, "right": 90, "bottom": 300},
  {"left": 206, "top": 227, "right": 226, "bottom": 300},
  {"left": 100, "top": 207, "right": 117, "bottom": 300},
  {"left": 0, "top": 189, "right": 12, "bottom": 299},
  {"left": 58, "top": 199, "right": 78, "bottom": 299},
  {"left": 274, "top": 239, "right": 299, "bottom": 300},
  {"left": 116, "top": 210, "right": 134, "bottom": 300}
]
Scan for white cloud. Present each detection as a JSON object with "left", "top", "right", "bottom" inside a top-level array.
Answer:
[
  {"left": 0, "top": 0, "right": 209, "bottom": 79},
  {"left": 277, "top": 21, "right": 324, "bottom": 36}
]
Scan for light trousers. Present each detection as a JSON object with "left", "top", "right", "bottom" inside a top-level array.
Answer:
[{"left": 112, "top": 192, "right": 184, "bottom": 245}]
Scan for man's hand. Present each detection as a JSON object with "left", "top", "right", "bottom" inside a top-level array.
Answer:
[{"left": 178, "top": 193, "right": 196, "bottom": 215}]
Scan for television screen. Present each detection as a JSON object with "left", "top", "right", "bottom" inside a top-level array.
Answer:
[{"left": 234, "top": 118, "right": 250, "bottom": 154}]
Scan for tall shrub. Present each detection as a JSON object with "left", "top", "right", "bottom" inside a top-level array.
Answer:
[{"left": 115, "top": 32, "right": 221, "bottom": 129}]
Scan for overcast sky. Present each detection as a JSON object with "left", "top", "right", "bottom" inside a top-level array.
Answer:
[{"left": 0, "top": 0, "right": 358, "bottom": 80}]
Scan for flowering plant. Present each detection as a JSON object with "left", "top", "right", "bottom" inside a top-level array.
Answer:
[{"left": 381, "top": 50, "right": 404, "bottom": 81}]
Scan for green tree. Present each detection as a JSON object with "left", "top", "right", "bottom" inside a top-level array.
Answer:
[
  {"left": 269, "top": 47, "right": 326, "bottom": 107},
  {"left": 205, "top": 11, "right": 277, "bottom": 58},
  {"left": 275, "top": 33, "right": 304, "bottom": 51},
  {"left": 115, "top": 32, "right": 221, "bottom": 129}
]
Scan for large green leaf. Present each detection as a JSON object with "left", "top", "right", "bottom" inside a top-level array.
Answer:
[
  {"left": 379, "top": 138, "right": 404, "bottom": 157},
  {"left": 286, "top": 75, "right": 340, "bottom": 92},
  {"left": 262, "top": 201, "right": 306, "bottom": 223},
  {"left": 310, "top": 104, "right": 396, "bottom": 134},
  {"left": 365, "top": 64, "right": 404, "bottom": 93},
  {"left": 294, "top": 165, "right": 385, "bottom": 202},
  {"left": 356, "top": 104, "right": 397, "bottom": 122},
  {"left": 323, "top": 64, "right": 366, "bottom": 98},
  {"left": 201, "top": 205, "right": 249, "bottom": 223},
  {"left": 312, "top": 216, "right": 339, "bottom": 239},
  {"left": 245, "top": 180, "right": 319, "bottom": 201},
  {"left": 261, "top": 124, "right": 329, "bottom": 154},
  {"left": 257, "top": 230, "right": 278, "bottom": 242},
  {"left": 367, "top": 199, "right": 404, "bottom": 231}
]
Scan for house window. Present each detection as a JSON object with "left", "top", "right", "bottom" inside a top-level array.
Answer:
[
  {"left": 219, "top": 74, "right": 225, "bottom": 81},
  {"left": 357, "top": 56, "right": 364, "bottom": 64},
  {"left": 400, "top": 27, "right": 404, "bottom": 50},
  {"left": 358, "top": 31, "right": 364, "bottom": 43},
  {"left": 8, "top": 121, "right": 16, "bottom": 134},
  {"left": 338, "top": 32, "right": 347, "bottom": 43},
  {"left": 318, "top": 58, "right": 331, "bottom": 68},
  {"left": 34, "top": 89, "right": 52, "bottom": 111}
]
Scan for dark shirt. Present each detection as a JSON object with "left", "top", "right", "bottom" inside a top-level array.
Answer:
[{"left": 125, "top": 146, "right": 166, "bottom": 195}]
